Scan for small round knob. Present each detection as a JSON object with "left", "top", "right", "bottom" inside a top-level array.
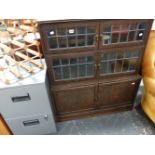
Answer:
[{"left": 44, "top": 115, "right": 48, "bottom": 120}]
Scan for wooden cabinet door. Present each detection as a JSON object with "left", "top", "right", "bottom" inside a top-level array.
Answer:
[
  {"left": 0, "top": 114, "right": 13, "bottom": 135},
  {"left": 99, "top": 19, "right": 153, "bottom": 49},
  {"left": 39, "top": 20, "right": 99, "bottom": 54},
  {"left": 97, "top": 78, "right": 141, "bottom": 108},
  {"left": 52, "top": 84, "right": 96, "bottom": 115}
]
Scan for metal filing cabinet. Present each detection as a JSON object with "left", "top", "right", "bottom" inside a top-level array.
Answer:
[{"left": 0, "top": 59, "right": 56, "bottom": 135}]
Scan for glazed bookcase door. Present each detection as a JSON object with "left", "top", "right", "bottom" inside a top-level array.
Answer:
[
  {"left": 98, "top": 46, "right": 144, "bottom": 79},
  {"left": 97, "top": 78, "right": 141, "bottom": 108},
  {"left": 39, "top": 21, "right": 99, "bottom": 54},
  {"left": 100, "top": 19, "right": 152, "bottom": 49},
  {"left": 46, "top": 51, "right": 97, "bottom": 84}
]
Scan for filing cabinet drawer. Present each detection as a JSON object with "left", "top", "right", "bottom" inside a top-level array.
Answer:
[
  {"left": 6, "top": 114, "right": 56, "bottom": 135},
  {"left": 0, "top": 84, "right": 53, "bottom": 118}
]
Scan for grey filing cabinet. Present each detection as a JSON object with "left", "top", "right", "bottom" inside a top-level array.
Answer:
[{"left": 0, "top": 59, "right": 56, "bottom": 135}]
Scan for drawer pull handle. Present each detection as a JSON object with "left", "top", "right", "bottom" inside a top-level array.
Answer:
[
  {"left": 11, "top": 93, "right": 31, "bottom": 102},
  {"left": 23, "top": 119, "right": 40, "bottom": 127},
  {"left": 131, "top": 82, "right": 135, "bottom": 85}
]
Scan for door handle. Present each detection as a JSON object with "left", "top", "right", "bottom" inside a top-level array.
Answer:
[
  {"left": 95, "top": 64, "right": 101, "bottom": 69},
  {"left": 98, "top": 64, "right": 101, "bottom": 69},
  {"left": 96, "top": 34, "right": 99, "bottom": 42}
]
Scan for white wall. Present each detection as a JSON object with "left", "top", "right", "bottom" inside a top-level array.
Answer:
[{"left": 152, "top": 20, "right": 155, "bottom": 30}]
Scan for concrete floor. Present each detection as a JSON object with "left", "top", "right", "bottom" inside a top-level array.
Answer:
[
  {"left": 56, "top": 107, "right": 155, "bottom": 135},
  {"left": 56, "top": 81, "right": 155, "bottom": 135}
]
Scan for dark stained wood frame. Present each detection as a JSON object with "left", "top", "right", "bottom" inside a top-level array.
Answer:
[
  {"left": 97, "top": 78, "right": 141, "bottom": 107},
  {"left": 97, "top": 46, "right": 145, "bottom": 80},
  {"left": 38, "top": 19, "right": 153, "bottom": 122},
  {"left": 46, "top": 50, "right": 98, "bottom": 85},
  {"left": 46, "top": 46, "right": 144, "bottom": 86},
  {"left": 51, "top": 75, "right": 141, "bottom": 121},
  {"left": 39, "top": 20, "right": 100, "bottom": 55},
  {"left": 99, "top": 19, "right": 153, "bottom": 49},
  {"left": 38, "top": 19, "right": 153, "bottom": 55},
  {"left": 52, "top": 83, "right": 97, "bottom": 115}
]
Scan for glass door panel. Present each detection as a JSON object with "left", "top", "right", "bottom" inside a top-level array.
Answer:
[
  {"left": 68, "top": 36, "right": 76, "bottom": 47},
  {"left": 46, "top": 24, "right": 97, "bottom": 51},
  {"left": 48, "top": 38, "right": 57, "bottom": 48},
  {"left": 101, "top": 61, "right": 115, "bottom": 74},
  {"left": 47, "top": 29, "right": 58, "bottom": 49},
  {"left": 77, "top": 35, "right": 85, "bottom": 46},
  {"left": 112, "top": 33, "right": 119, "bottom": 43},
  {"left": 101, "top": 21, "right": 148, "bottom": 47},
  {"left": 58, "top": 37, "right": 67, "bottom": 48},
  {"left": 102, "top": 26, "right": 112, "bottom": 44},
  {"left": 87, "top": 35, "right": 95, "bottom": 45},
  {"left": 128, "top": 31, "right": 136, "bottom": 41},
  {"left": 112, "top": 25, "right": 120, "bottom": 43},
  {"left": 52, "top": 55, "right": 95, "bottom": 81},
  {"left": 99, "top": 48, "right": 142, "bottom": 76},
  {"left": 120, "top": 24, "right": 129, "bottom": 42}
]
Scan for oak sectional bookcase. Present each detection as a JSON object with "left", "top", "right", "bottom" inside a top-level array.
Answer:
[{"left": 38, "top": 19, "right": 153, "bottom": 121}]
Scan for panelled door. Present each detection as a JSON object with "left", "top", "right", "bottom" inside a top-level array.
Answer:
[
  {"left": 97, "top": 78, "right": 141, "bottom": 108},
  {"left": 52, "top": 84, "right": 96, "bottom": 115}
]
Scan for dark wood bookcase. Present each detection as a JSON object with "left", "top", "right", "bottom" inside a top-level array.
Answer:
[{"left": 38, "top": 19, "right": 153, "bottom": 121}]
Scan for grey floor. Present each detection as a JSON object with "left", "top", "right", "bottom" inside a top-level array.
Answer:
[
  {"left": 56, "top": 81, "right": 155, "bottom": 135},
  {"left": 56, "top": 107, "right": 155, "bottom": 135}
]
